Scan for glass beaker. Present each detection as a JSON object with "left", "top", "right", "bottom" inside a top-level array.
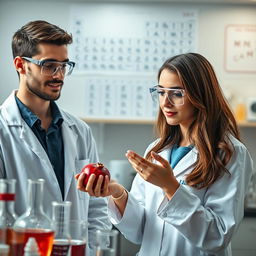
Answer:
[
  {"left": 69, "top": 219, "right": 87, "bottom": 256},
  {"left": 12, "top": 179, "right": 54, "bottom": 256},
  {"left": 51, "top": 201, "right": 72, "bottom": 256},
  {"left": 96, "top": 229, "right": 119, "bottom": 256},
  {"left": 0, "top": 179, "right": 18, "bottom": 255}
]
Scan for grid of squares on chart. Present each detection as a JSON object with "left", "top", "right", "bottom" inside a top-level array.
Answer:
[
  {"left": 84, "top": 77, "right": 158, "bottom": 119},
  {"left": 71, "top": 19, "right": 197, "bottom": 73}
]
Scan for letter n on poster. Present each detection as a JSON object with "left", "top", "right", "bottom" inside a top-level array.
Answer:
[{"left": 224, "top": 24, "right": 256, "bottom": 73}]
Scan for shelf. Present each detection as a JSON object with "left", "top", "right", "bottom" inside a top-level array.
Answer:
[
  {"left": 80, "top": 118, "right": 155, "bottom": 124},
  {"left": 237, "top": 121, "right": 256, "bottom": 128},
  {"left": 81, "top": 118, "right": 256, "bottom": 127}
]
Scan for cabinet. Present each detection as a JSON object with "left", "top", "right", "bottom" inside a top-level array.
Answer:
[
  {"left": 231, "top": 218, "right": 256, "bottom": 256},
  {"left": 83, "top": 118, "right": 256, "bottom": 127}
]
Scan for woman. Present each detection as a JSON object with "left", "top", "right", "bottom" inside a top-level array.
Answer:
[{"left": 77, "top": 53, "right": 253, "bottom": 256}]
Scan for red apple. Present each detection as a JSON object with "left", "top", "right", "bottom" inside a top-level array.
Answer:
[{"left": 79, "top": 162, "right": 110, "bottom": 189}]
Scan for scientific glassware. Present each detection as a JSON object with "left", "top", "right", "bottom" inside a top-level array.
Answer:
[
  {"left": 0, "top": 244, "right": 9, "bottom": 256},
  {"left": 12, "top": 179, "right": 54, "bottom": 256},
  {"left": 69, "top": 219, "right": 87, "bottom": 255},
  {"left": 24, "top": 237, "right": 40, "bottom": 256},
  {"left": 0, "top": 179, "right": 18, "bottom": 255},
  {"left": 96, "top": 229, "right": 119, "bottom": 256},
  {"left": 51, "top": 201, "right": 72, "bottom": 256}
]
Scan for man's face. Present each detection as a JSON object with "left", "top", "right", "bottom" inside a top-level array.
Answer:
[{"left": 24, "top": 43, "right": 68, "bottom": 101}]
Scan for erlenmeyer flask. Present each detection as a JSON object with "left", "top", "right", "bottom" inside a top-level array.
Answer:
[
  {"left": 51, "top": 201, "right": 72, "bottom": 256},
  {"left": 12, "top": 179, "right": 54, "bottom": 256}
]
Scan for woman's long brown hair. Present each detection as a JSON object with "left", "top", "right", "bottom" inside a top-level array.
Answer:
[{"left": 146, "top": 53, "right": 240, "bottom": 189}]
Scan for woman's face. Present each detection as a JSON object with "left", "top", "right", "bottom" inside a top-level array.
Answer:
[{"left": 158, "top": 69, "right": 196, "bottom": 130}]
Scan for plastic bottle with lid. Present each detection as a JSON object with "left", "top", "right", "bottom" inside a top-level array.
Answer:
[{"left": 23, "top": 237, "right": 40, "bottom": 256}]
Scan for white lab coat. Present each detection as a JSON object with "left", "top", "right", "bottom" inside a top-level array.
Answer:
[
  {"left": 0, "top": 91, "right": 112, "bottom": 256},
  {"left": 109, "top": 136, "right": 253, "bottom": 256}
]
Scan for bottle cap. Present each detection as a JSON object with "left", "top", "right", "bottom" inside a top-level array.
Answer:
[{"left": 24, "top": 237, "right": 40, "bottom": 256}]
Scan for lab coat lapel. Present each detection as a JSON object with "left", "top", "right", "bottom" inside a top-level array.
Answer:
[
  {"left": 158, "top": 148, "right": 172, "bottom": 163},
  {"left": 3, "top": 91, "right": 52, "bottom": 168},
  {"left": 158, "top": 146, "right": 198, "bottom": 177},
  {"left": 3, "top": 91, "right": 63, "bottom": 200},
  {"left": 61, "top": 119, "right": 78, "bottom": 200},
  {"left": 173, "top": 147, "right": 198, "bottom": 176},
  {"left": 20, "top": 124, "right": 51, "bottom": 164}
]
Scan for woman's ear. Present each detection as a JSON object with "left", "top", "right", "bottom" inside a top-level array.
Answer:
[{"left": 14, "top": 56, "right": 26, "bottom": 75}]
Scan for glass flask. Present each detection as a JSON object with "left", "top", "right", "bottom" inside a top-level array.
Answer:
[
  {"left": 51, "top": 201, "right": 72, "bottom": 256},
  {"left": 96, "top": 229, "right": 119, "bottom": 256},
  {"left": 0, "top": 179, "right": 18, "bottom": 255},
  {"left": 12, "top": 179, "right": 54, "bottom": 256}
]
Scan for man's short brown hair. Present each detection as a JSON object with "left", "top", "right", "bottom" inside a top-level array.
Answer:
[{"left": 12, "top": 20, "right": 73, "bottom": 58}]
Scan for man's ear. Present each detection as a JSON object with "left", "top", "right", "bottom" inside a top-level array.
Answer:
[{"left": 14, "top": 56, "right": 26, "bottom": 75}]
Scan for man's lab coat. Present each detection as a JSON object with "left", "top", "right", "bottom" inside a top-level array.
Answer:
[{"left": 0, "top": 91, "right": 112, "bottom": 255}]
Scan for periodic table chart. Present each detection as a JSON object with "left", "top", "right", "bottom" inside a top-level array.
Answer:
[
  {"left": 69, "top": 5, "right": 198, "bottom": 120},
  {"left": 83, "top": 76, "right": 158, "bottom": 120}
]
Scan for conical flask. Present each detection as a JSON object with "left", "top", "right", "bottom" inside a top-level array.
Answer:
[
  {"left": 51, "top": 201, "right": 72, "bottom": 256},
  {"left": 12, "top": 179, "right": 54, "bottom": 256},
  {"left": 0, "top": 179, "right": 18, "bottom": 256}
]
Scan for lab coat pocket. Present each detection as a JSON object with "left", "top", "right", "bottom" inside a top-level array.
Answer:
[{"left": 75, "top": 159, "right": 90, "bottom": 200}]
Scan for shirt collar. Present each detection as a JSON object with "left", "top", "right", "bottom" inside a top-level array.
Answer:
[
  {"left": 50, "top": 101, "right": 63, "bottom": 127},
  {"left": 15, "top": 96, "right": 38, "bottom": 128},
  {"left": 15, "top": 96, "right": 63, "bottom": 128}
]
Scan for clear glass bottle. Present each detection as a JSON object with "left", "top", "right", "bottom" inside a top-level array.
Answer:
[
  {"left": 12, "top": 179, "right": 54, "bottom": 256},
  {"left": 51, "top": 201, "right": 72, "bottom": 256},
  {"left": 0, "top": 179, "right": 18, "bottom": 255}
]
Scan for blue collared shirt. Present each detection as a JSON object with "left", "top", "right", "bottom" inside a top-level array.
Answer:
[
  {"left": 15, "top": 96, "right": 65, "bottom": 199},
  {"left": 170, "top": 144, "right": 193, "bottom": 169}
]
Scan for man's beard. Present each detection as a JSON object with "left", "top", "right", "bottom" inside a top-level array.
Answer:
[{"left": 26, "top": 80, "right": 63, "bottom": 101}]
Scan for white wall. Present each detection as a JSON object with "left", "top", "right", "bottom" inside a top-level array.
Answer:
[{"left": 0, "top": 0, "right": 255, "bottom": 166}]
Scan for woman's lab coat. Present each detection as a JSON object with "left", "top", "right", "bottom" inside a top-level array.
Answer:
[
  {"left": 109, "top": 137, "right": 253, "bottom": 256},
  {"left": 0, "top": 91, "right": 111, "bottom": 255}
]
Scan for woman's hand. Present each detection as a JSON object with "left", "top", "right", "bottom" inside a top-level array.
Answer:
[
  {"left": 126, "top": 150, "right": 180, "bottom": 199},
  {"left": 75, "top": 172, "right": 124, "bottom": 198},
  {"left": 75, "top": 172, "right": 128, "bottom": 216}
]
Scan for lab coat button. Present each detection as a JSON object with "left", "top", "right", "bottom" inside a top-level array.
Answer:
[{"left": 163, "top": 212, "right": 167, "bottom": 218}]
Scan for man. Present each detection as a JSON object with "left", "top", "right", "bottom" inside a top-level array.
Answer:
[{"left": 0, "top": 20, "right": 111, "bottom": 255}]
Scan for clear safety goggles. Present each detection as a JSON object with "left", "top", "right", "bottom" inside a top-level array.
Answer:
[
  {"left": 149, "top": 86, "right": 186, "bottom": 106},
  {"left": 22, "top": 57, "right": 75, "bottom": 76}
]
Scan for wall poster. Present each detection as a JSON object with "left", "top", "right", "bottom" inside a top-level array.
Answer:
[
  {"left": 69, "top": 5, "right": 198, "bottom": 120},
  {"left": 225, "top": 24, "right": 256, "bottom": 73}
]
